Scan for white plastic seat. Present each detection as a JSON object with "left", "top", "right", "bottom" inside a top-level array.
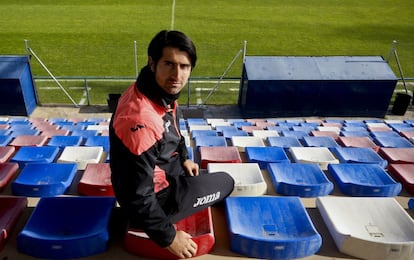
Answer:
[
  {"left": 57, "top": 146, "right": 104, "bottom": 170},
  {"left": 289, "top": 147, "right": 339, "bottom": 170},
  {"left": 316, "top": 197, "right": 414, "bottom": 260},
  {"left": 207, "top": 163, "right": 266, "bottom": 196}
]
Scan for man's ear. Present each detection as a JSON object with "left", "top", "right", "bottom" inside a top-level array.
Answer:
[{"left": 148, "top": 57, "right": 155, "bottom": 72}]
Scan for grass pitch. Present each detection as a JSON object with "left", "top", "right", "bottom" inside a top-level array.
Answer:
[{"left": 0, "top": 0, "right": 413, "bottom": 105}]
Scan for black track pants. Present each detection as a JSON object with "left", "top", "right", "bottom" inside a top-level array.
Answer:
[{"left": 166, "top": 171, "right": 234, "bottom": 223}]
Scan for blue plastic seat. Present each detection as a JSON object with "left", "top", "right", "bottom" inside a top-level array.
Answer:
[
  {"left": 17, "top": 196, "right": 116, "bottom": 259},
  {"left": 12, "top": 163, "right": 77, "bottom": 197},
  {"left": 0, "top": 129, "right": 11, "bottom": 135},
  {"left": 225, "top": 196, "right": 322, "bottom": 260},
  {"left": 191, "top": 129, "right": 217, "bottom": 139},
  {"left": 10, "top": 146, "right": 59, "bottom": 168},
  {"left": 328, "top": 163, "right": 401, "bottom": 197},
  {"left": 222, "top": 129, "right": 248, "bottom": 139},
  {"left": 84, "top": 136, "right": 109, "bottom": 152},
  {"left": 47, "top": 135, "right": 83, "bottom": 149},
  {"left": 374, "top": 136, "right": 414, "bottom": 148},
  {"left": 281, "top": 130, "right": 309, "bottom": 140},
  {"left": 268, "top": 163, "right": 334, "bottom": 197},
  {"left": 302, "top": 136, "right": 339, "bottom": 148},
  {"left": 10, "top": 128, "right": 39, "bottom": 137},
  {"left": 186, "top": 118, "right": 206, "bottom": 126},
  {"left": 267, "top": 136, "right": 302, "bottom": 148},
  {"left": 331, "top": 147, "right": 388, "bottom": 168},
  {"left": 245, "top": 146, "right": 290, "bottom": 169},
  {"left": 0, "top": 135, "right": 13, "bottom": 146},
  {"left": 70, "top": 129, "right": 99, "bottom": 138},
  {"left": 194, "top": 136, "right": 227, "bottom": 149}
]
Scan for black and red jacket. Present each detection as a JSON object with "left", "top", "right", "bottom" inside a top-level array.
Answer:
[{"left": 109, "top": 67, "right": 189, "bottom": 247}]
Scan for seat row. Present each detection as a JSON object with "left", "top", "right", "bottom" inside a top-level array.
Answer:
[{"left": 1, "top": 116, "right": 414, "bottom": 260}]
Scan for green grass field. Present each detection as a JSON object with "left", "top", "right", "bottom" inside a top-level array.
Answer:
[{"left": 0, "top": 0, "right": 413, "bottom": 105}]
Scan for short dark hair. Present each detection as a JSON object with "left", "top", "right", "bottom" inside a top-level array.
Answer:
[{"left": 147, "top": 30, "right": 197, "bottom": 69}]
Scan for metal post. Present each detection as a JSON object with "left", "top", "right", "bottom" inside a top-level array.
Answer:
[
  {"left": 394, "top": 47, "right": 408, "bottom": 94},
  {"left": 202, "top": 48, "right": 243, "bottom": 105},
  {"left": 243, "top": 40, "right": 247, "bottom": 63},
  {"left": 84, "top": 78, "right": 91, "bottom": 105},
  {"left": 386, "top": 40, "right": 397, "bottom": 63},
  {"left": 171, "top": 0, "right": 176, "bottom": 30},
  {"left": 24, "top": 40, "right": 79, "bottom": 107},
  {"left": 134, "top": 40, "right": 138, "bottom": 78},
  {"left": 187, "top": 77, "right": 191, "bottom": 107}
]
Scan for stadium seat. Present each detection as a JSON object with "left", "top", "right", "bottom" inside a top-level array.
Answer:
[
  {"left": 373, "top": 136, "right": 414, "bottom": 148},
  {"left": 0, "top": 196, "right": 27, "bottom": 252},
  {"left": 10, "top": 128, "right": 40, "bottom": 137},
  {"left": 302, "top": 136, "right": 340, "bottom": 148},
  {"left": 245, "top": 146, "right": 290, "bottom": 169},
  {"left": 267, "top": 136, "right": 302, "bottom": 148},
  {"left": 125, "top": 207, "right": 215, "bottom": 260},
  {"left": 10, "top": 146, "right": 60, "bottom": 168},
  {"left": 70, "top": 129, "right": 99, "bottom": 138},
  {"left": 8, "top": 135, "right": 48, "bottom": 148},
  {"left": 207, "top": 163, "right": 266, "bottom": 196},
  {"left": 251, "top": 130, "right": 279, "bottom": 140},
  {"left": 12, "top": 163, "right": 77, "bottom": 197},
  {"left": 191, "top": 129, "right": 217, "bottom": 139},
  {"left": 400, "top": 131, "right": 414, "bottom": 140},
  {"left": 316, "top": 197, "right": 414, "bottom": 260},
  {"left": 199, "top": 146, "right": 242, "bottom": 169},
  {"left": 78, "top": 163, "right": 114, "bottom": 196},
  {"left": 281, "top": 130, "right": 309, "bottom": 140},
  {"left": 327, "top": 163, "right": 401, "bottom": 197},
  {"left": 331, "top": 147, "right": 388, "bottom": 168},
  {"left": 0, "top": 162, "right": 19, "bottom": 192},
  {"left": 289, "top": 147, "right": 339, "bottom": 170},
  {"left": 86, "top": 125, "right": 109, "bottom": 135},
  {"left": 268, "top": 163, "right": 333, "bottom": 197},
  {"left": 186, "top": 118, "right": 206, "bottom": 126},
  {"left": 225, "top": 196, "right": 322, "bottom": 260},
  {"left": 221, "top": 129, "right": 248, "bottom": 140},
  {"left": 47, "top": 135, "right": 83, "bottom": 149},
  {"left": 84, "top": 135, "right": 110, "bottom": 152},
  {"left": 388, "top": 164, "right": 414, "bottom": 195},
  {"left": 337, "top": 136, "right": 379, "bottom": 151},
  {"left": 231, "top": 136, "right": 265, "bottom": 152},
  {"left": 39, "top": 129, "right": 70, "bottom": 138},
  {"left": 17, "top": 196, "right": 116, "bottom": 259},
  {"left": 194, "top": 136, "right": 227, "bottom": 149},
  {"left": 0, "top": 146, "right": 15, "bottom": 163},
  {"left": 310, "top": 130, "right": 339, "bottom": 140},
  {"left": 57, "top": 146, "right": 104, "bottom": 170},
  {"left": 378, "top": 148, "right": 414, "bottom": 164}
]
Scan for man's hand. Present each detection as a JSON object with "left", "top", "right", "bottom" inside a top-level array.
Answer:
[
  {"left": 166, "top": 230, "right": 198, "bottom": 258},
  {"left": 182, "top": 159, "right": 199, "bottom": 176}
]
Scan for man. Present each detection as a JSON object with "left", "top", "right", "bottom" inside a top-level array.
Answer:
[{"left": 109, "top": 30, "right": 234, "bottom": 259}]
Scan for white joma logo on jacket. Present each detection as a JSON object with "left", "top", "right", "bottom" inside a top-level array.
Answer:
[{"left": 193, "top": 192, "right": 221, "bottom": 207}]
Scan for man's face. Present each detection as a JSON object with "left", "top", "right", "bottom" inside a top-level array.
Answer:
[{"left": 150, "top": 46, "right": 192, "bottom": 95}]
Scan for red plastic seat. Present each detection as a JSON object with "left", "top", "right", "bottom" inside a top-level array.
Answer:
[
  {"left": 9, "top": 135, "right": 48, "bottom": 148},
  {"left": 337, "top": 136, "right": 379, "bottom": 152},
  {"left": 0, "top": 146, "right": 15, "bottom": 163},
  {"left": 0, "top": 163, "right": 19, "bottom": 192},
  {"left": 379, "top": 148, "right": 414, "bottom": 164},
  {"left": 199, "top": 146, "right": 242, "bottom": 169},
  {"left": 388, "top": 164, "right": 414, "bottom": 195},
  {"left": 125, "top": 207, "right": 215, "bottom": 260},
  {"left": 0, "top": 196, "right": 27, "bottom": 252},
  {"left": 78, "top": 163, "right": 114, "bottom": 196}
]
